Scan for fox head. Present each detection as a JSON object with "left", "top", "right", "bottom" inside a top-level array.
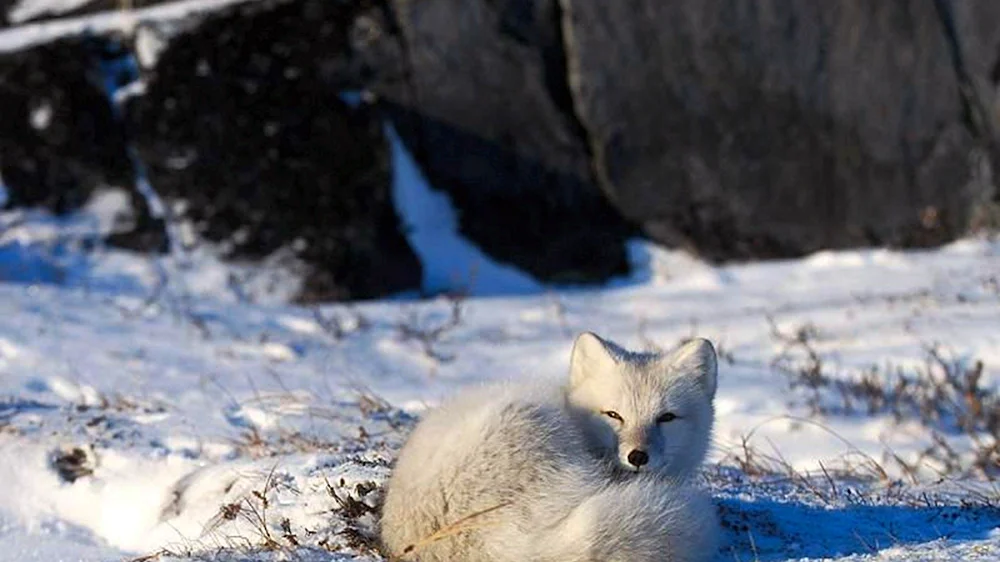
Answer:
[{"left": 566, "top": 332, "right": 717, "bottom": 480}]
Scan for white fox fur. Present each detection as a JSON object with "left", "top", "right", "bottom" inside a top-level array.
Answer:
[
  {"left": 567, "top": 332, "right": 717, "bottom": 476},
  {"left": 380, "top": 335, "right": 719, "bottom": 562}
]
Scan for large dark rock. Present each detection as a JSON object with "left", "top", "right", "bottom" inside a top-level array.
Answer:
[
  {"left": 562, "top": 0, "right": 1000, "bottom": 259},
  {"left": 948, "top": 0, "right": 1000, "bottom": 228},
  {"left": 0, "top": 37, "right": 131, "bottom": 212},
  {"left": 125, "top": 0, "right": 422, "bottom": 302},
  {"left": 371, "top": 0, "right": 635, "bottom": 284},
  {"left": 0, "top": 35, "right": 165, "bottom": 250}
]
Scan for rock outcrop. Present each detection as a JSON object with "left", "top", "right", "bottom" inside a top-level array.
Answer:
[
  {"left": 126, "top": 0, "right": 422, "bottom": 301},
  {"left": 2, "top": 0, "right": 998, "bottom": 299},
  {"left": 560, "top": 0, "right": 1000, "bottom": 258},
  {"left": 0, "top": 35, "right": 165, "bottom": 251}
]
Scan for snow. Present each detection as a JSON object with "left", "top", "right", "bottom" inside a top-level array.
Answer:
[
  {"left": 0, "top": 199, "right": 305, "bottom": 303},
  {"left": 28, "top": 102, "right": 52, "bottom": 131},
  {"left": 134, "top": 23, "right": 168, "bottom": 69},
  {"left": 0, "top": 0, "right": 258, "bottom": 53},
  {"left": 388, "top": 125, "right": 543, "bottom": 296},
  {"left": 7, "top": 0, "right": 93, "bottom": 24}
]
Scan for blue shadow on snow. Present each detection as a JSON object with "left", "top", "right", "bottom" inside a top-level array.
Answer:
[{"left": 716, "top": 496, "right": 1000, "bottom": 561}]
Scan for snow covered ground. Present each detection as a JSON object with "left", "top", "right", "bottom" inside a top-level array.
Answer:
[{"left": 1, "top": 187, "right": 1000, "bottom": 560}]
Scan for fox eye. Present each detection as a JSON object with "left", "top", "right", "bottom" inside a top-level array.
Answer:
[
  {"left": 656, "top": 412, "right": 677, "bottom": 424},
  {"left": 602, "top": 410, "right": 624, "bottom": 422}
]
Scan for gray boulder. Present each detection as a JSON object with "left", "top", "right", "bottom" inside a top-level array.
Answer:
[{"left": 562, "top": 0, "right": 1000, "bottom": 259}]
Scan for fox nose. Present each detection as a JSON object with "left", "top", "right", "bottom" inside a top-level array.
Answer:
[{"left": 627, "top": 449, "right": 649, "bottom": 467}]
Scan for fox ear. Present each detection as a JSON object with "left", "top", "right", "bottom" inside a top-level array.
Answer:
[
  {"left": 569, "top": 332, "right": 618, "bottom": 387},
  {"left": 665, "top": 338, "right": 717, "bottom": 399}
]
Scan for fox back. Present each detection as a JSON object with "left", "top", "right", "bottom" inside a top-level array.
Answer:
[{"left": 380, "top": 382, "right": 612, "bottom": 562}]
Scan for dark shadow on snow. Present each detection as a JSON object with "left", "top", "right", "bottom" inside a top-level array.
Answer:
[{"left": 716, "top": 495, "right": 1000, "bottom": 561}]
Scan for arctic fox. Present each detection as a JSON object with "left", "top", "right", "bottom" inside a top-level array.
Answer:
[{"left": 380, "top": 333, "right": 719, "bottom": 562}]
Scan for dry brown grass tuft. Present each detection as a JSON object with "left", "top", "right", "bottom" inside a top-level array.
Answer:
[{"left": 767, "top": 318, "right": 999, "bottom": 479}]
